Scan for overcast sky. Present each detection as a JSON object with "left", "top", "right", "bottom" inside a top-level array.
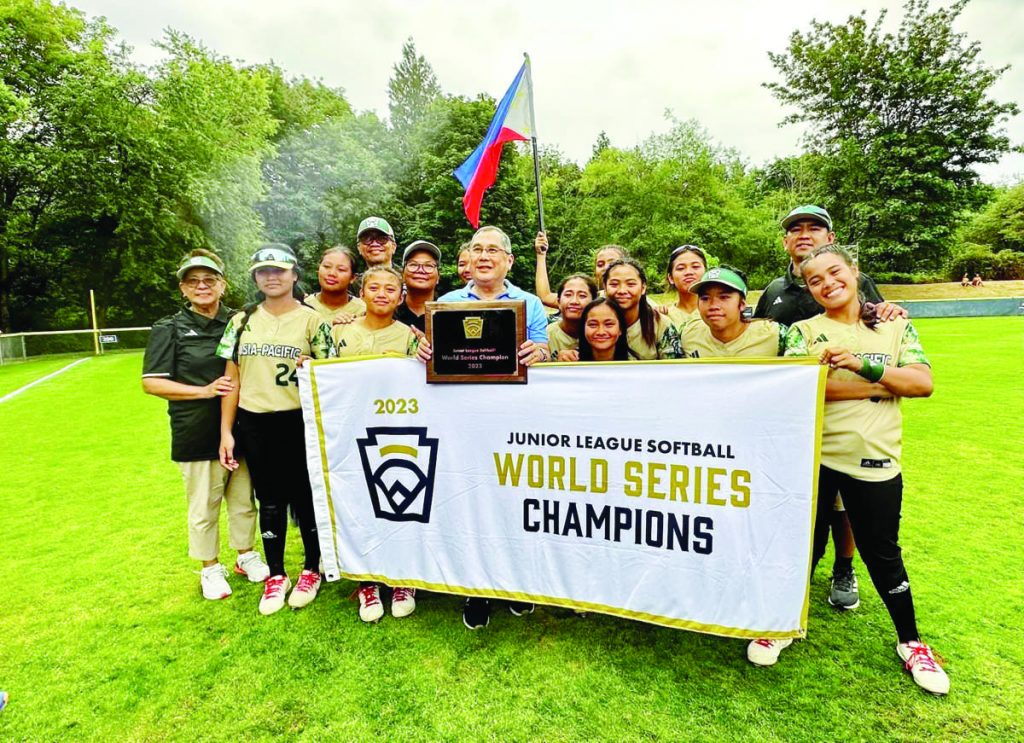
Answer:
[{"left": 74, "top": 0, "right": 1023, "bottom": 183}]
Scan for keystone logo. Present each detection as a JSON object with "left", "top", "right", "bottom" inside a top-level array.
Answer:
[
  {"left": 356, "top": 427, "right": 439, "bottom": 523},
  {"left": 463, "top": 316, "right": 484, "bottom": 339}
]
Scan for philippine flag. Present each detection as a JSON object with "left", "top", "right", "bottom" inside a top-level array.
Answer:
[{"left": 454, "top": 60, "right": 535, "bottom": 228}]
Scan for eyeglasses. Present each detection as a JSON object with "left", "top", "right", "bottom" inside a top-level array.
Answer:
[
  {"left": 469, "top": 247, "right": 509, "bottom": 258},
  {"left": 182, "top": 276, "right": 221, "bottom": 288},
  {"left": 406, "top": 262, "right": 438, "bottom": 273},
  {"left": 360, "top": 233, "right": 391, "bottom": 246}
]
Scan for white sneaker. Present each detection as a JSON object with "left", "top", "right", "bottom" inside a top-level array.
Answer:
[
  {"left": 259, "top": 575, "right": 291, "bottom": 616},
  {"left": 747, "top": 638, "right": 793, "bottom": 667},
  {"left": 200, "top": 563, "right": 232, "bottom": 600},
  {"left": 897, "top": 641, "right": 950, "bottom": 695},
  {"left": 391, "top": 587, "right": 416, "bottom": 618},
  {"left": 234, "top": 551, "right": 270, "bottom": 582},
  {"left": 288, "top": 570, "right": 322, "bottom": 609},
  {"left": 358, "top": 584, "right": 385, "bottom": 623}
]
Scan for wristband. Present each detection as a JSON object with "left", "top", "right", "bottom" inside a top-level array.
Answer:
[{"left": 859, "top": 358, "right": 885, "bottom": 383}]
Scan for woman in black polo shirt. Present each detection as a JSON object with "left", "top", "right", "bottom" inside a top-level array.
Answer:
[{"left": 143, "top": 249, "right": 269, "bottom": 601}]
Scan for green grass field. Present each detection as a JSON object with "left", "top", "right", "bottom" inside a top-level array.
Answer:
[{"left": 1, "top": 318, "right": 1022, "bottom": 741}]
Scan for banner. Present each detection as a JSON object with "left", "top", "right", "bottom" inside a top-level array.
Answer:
[{"left": 300, "top": 357, "right": 824, "bottom": 639}]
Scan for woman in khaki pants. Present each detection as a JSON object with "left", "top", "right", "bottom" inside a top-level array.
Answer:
[{"left": 143, "top": 249, "right": 269, "bottom": 600}]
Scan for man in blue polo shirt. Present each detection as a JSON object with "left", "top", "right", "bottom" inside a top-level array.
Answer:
[
  {"left": 435, "top": 225, "right": 550, "bottom": 363},
  {"left": 416, "top": 225, "right": 548, "bottom": 629}
]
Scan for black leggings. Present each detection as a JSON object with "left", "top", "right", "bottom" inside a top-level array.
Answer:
[
  {"left": 812, "top": 466, "right": 919, "bottom": 643},
  {"left": 236, "top": 408, "right": 320, "bottom": 576}
]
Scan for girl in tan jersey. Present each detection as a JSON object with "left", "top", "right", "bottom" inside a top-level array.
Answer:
[
  {"left": 217, "top": 245, "right": 334, "bottom": 617},
  {"left": 665, "top": 245, "right": 708, "bottom": 329},
  {"left": 331, "top": 266, "right": 419, "bottom": 623},
  {"left": 682, "top": 266, "right": 786, "bottom": 358},
  {"left": 305, "top": 246, "right": 367, "bottom": 322},
  {"left": 546, "top": 274, "right": 598, "bottom": 361},
  {"left": 746, "top": 245, "right": 949, "bottom": 697},
  {"left": 603, "top": 259, "right": 682, "bottom": 360},
  {"left": 332, "top": 267, "right": 418, "bottom": 358}
]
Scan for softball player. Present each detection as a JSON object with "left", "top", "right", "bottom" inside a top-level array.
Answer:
[
  {"left": 217, "top": 244, "right": 335, "bottom": 616},
  {"left": 682, "top": 266, "right": 786, "bottom": 358},
  {"left": 577, "top": 297, "right": 631, "bottom": 362},
  {"left": 332, "top": 266, "right": 419, "bottom": 622},
  {"left": 747, "top": 245, "right": 949, "bottom": 696},
  {"left": 305, "top": 246, "right": 366, "bottom": 322},
  {"left": 665, "top": 245, "right": 708, "bottom": 329},
  {"left": 604, "top": 258, "right": 682, "bottom": 360},
  {"left": 546, "top": 274, "right": 598, "bottom": 361}
]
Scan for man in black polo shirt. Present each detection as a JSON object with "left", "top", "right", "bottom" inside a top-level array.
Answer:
[
  {"left": 394, "top": 240, "right": 441, "bottom": 333},
  {"left": 753, "top": 205, "right": 890, "bottom": 324},
  {"left": 143, "top": 250, "right": 268, "bottom": 601},
  {"left": 754, "top": 205, "right": 906, "bottom": 613}
]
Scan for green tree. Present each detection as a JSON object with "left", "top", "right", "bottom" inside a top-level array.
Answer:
[
  {"left": 387, "top": 38, "right": 441, "bottom": 134},
  {"left": 555, "top": 119, "right": 781, "bottom": 288},
  {"left": 766, "top": 0, "right": 1019, "bottom": 273},
  {"left": 959, "top": 183, "right": 1024, "bottom": 253}
]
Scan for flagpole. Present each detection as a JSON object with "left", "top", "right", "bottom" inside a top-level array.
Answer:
[{"left": 524, "top": 53, "right": 545, "bottom": 234}]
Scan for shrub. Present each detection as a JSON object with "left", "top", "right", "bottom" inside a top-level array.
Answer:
[
  {"left": 945, "top": 243, "right": 998, "bottom": 281},
  {"left": 992, "top": 249, "right": 1024, "bottom": 280},
  {"left": 870, "top": 271, "right": 946, "bottom": 284}
]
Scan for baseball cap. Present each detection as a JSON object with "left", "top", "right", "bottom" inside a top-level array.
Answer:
[
  {"left": 249, "top": 244, "right": 298, "bottom": 272},
  {"left": 176, "top": 255, "right": 224, "bottom": 280},
  {"left": 781, "top": 205, "right": 833, "bottom": 231},
  {"left": 402, "top": 240, "right": 441, "bottom": 264},
  {"left": 357, "top": 217, "right": 395, "bottom": 241},
  {"left": 689, "top": 266, "right": 748, "bottom": 297}
]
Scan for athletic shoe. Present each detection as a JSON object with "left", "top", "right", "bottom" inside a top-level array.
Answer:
[
  {"left": 287, "top": 570, "right": 322, "bottom": 609},
  {"left": 508, "top": 601, "right": 535, "bottom": 617},
  {"left": 234, "top": 551, "right": 270, "bottom": 583},
  {"left": 746, "top": 638, "right": 794, "bottom": 667},
  {"left": 828, "top": 568, "right": 860, "bottom": 610},
  {"left": 358, "top": 583, "right": 385, "bottom": 623},
  {"left": 200, "top": 563, "right": 232, "bottom": 600},
  {"left": 259, "top": 575, "right": 291, "bottom": 616},
  {"left": 391, "top": 587, "right": 417, "bottom": 618},
  {"left": 463, "top": 598, "right": 490, "bottom": 630},
  {"left": 0, "top": 691, "right": 9, "bottom": 713},
  {"left": 897, "top": 641, "right": 950, "bottom": 695}
]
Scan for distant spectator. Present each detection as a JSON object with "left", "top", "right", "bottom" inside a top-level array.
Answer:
[
  {"left": 972, "top": 273, "right": 984, "bottom": 287},
  {"left": 961, "top": 273, "right": 970, "bottom": 287}
]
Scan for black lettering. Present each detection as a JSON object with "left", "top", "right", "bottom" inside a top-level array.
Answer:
[{"left": 523, "top": 499, "right": 539, "bottom": 532}]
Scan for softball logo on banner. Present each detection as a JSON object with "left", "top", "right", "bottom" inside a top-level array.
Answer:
[
  {"left": 300, "top": 356, "right": 825, "bottom": 640},
  {"left": 356, "top": 427, "right": 438, "bottom": 523}
]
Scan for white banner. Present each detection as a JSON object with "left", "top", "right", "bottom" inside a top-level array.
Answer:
[{"left": 300, "top": 357, "right": 824, "bottom": 639}]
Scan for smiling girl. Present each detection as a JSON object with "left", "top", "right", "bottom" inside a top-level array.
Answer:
[
  {"left": 577, "top": 298, "right": 631, "bottom": 362},
  {"left": 331, "top": 266, "right": 419, "bottom": 623},
  {"left": 603, "top": 259, "right": 682, "bottom": 360},
  {"left": 547, "top": 274, "right": 599, "bottom": 361},
  {"left": 746, "top": 245, "right": 949, "bottom": 696}
]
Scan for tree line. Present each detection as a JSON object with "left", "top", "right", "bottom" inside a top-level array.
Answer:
[{"left": 0, "top": 0, "right": 1019, "bottom": 332}]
